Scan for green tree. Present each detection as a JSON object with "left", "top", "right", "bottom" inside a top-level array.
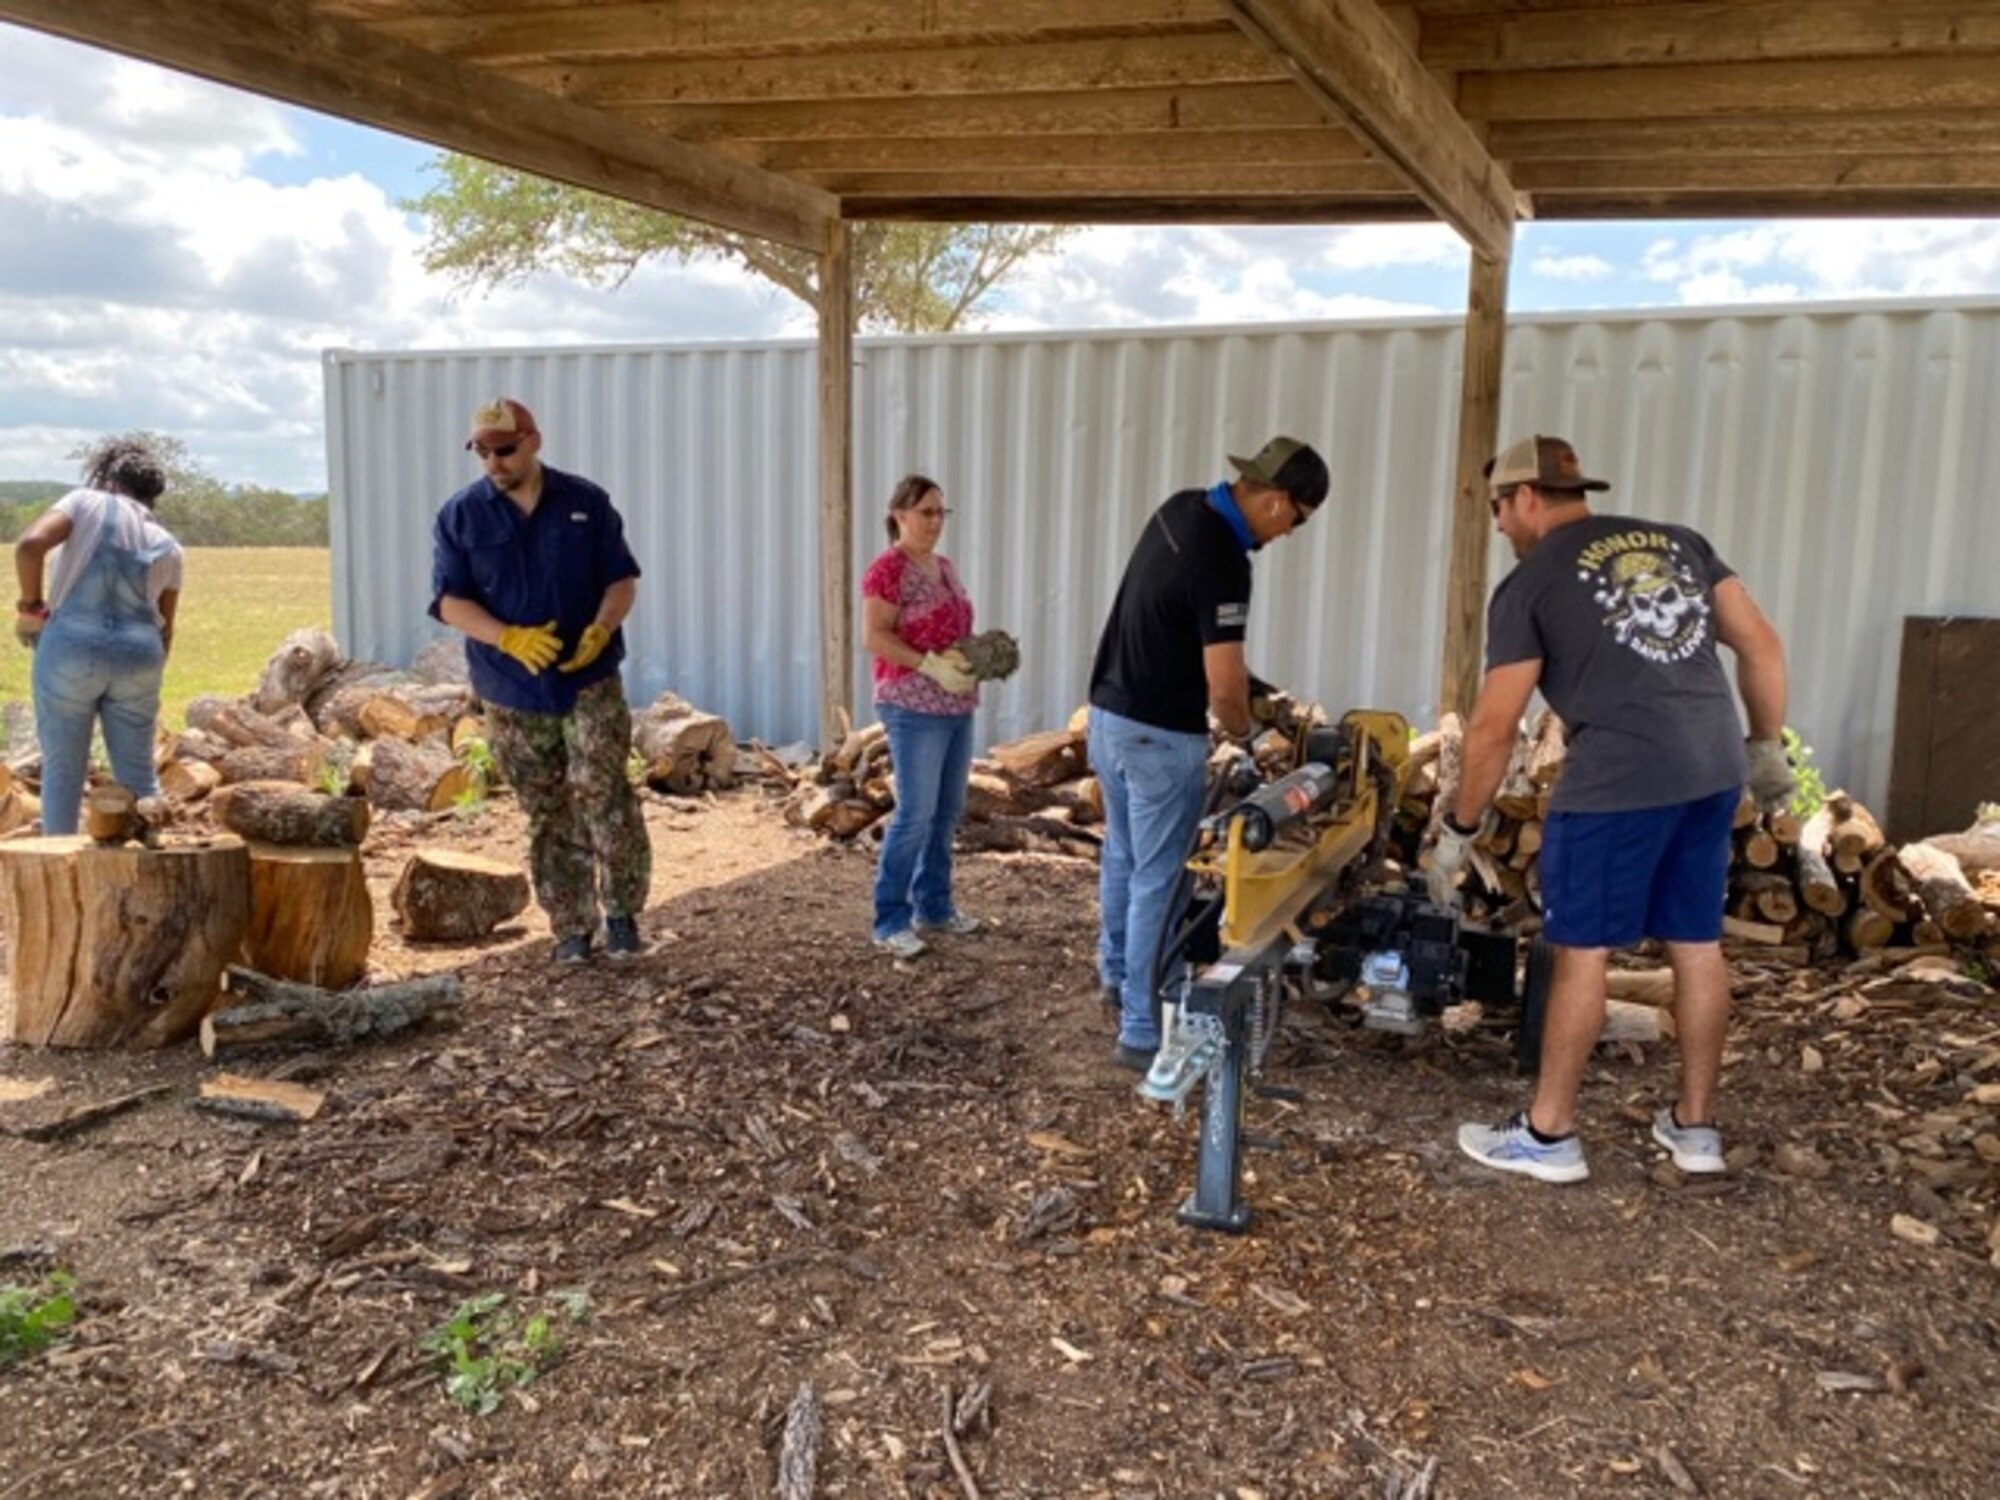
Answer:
[
  {"left": 405, "top": 155, "right": 1075, "bottom": 334},
  {"left": 54, "top": 432, "right": 328, "bottom": 546}
]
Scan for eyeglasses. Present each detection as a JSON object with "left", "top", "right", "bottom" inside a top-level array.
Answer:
[
  {"left": 1488, "top": 484, "right": 1524, "bottom": 517},
  {"left": 1287, "top": 496, "right": 1312, "bottom": 528},
  {"left": 472, "top": 442, "right": 521, "bottom": 460},
  {"left": 911, "top": 507, "right": 952, "bottom": 520}
]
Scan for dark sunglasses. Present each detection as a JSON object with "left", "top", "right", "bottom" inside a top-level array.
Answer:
[
  {"left": 472, "top": 441, "right": 521, "bottom": 460},
  {"left": 1488, "top": 484, "right": 1523, "bottom": 516}
]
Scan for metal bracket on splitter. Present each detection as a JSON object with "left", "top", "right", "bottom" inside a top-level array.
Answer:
[{"left": 1164, "top": 960, "right": 1261, "bottom": 1233}]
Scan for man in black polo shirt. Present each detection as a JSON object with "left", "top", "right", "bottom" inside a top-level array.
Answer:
[
  {"left": 431, "top": 398, "right": 652, "bottom": 965},
  {"left": 1088, "top": 436, "right": 1330, "bottom": 1070}
]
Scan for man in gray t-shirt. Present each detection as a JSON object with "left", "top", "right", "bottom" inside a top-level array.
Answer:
[{"left": 1431, "top": 435, "right": 1795, "bottom": 1186}]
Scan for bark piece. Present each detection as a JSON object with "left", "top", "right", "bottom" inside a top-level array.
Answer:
[
  {"left": 365, "top": 738, "right": 473, "bottom": 813},
  {"left": 243, "top": 844, "right": 373, "bottom": 989},
  {"left": 201, "top": 967, "right": 462, "bottom": 1055},
  {"left": 0, "top": 835, "right": 251, "bottom": 1048},
  {"left": 776, "top": 1382, "right": 823, "bottom": 1500},
  {"left": 212, "top": 781, "right": 370, "bottom": 848},
  {"left": 194, "top": 1073, "right": 325, "bottom": 1124},
  {"left": 390, "top": 848, "right": 531, "bottom": 941}
]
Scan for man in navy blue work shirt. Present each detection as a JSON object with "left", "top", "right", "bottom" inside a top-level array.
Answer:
[{"left": 431, "top": 398, "right": 653, "bottom": 964}]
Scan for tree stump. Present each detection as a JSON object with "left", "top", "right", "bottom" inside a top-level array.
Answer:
[
  {"left": 0, "top": 835, "right": 251, "bottom": 1047},
  {"left": 212, "top": 781, "right": 370, "bottom": 848},
  {"left": 391, "top": 848, "right": 531, "bottom": 940},
  {"left": 243, "top": 844, "right": 373, "bottom": 989}
]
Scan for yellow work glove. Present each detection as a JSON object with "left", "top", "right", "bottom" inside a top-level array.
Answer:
[
  {"left": 497, "top": 620, "right": 561, "bottom": 673},
  {"left": 559, "top": 623, "right": 611, "bottom": 673},
  {"left": 917, "top": 649, "right": 975, "bottom": 695}
]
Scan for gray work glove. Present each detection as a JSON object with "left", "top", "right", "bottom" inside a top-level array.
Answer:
[
  {"left": 1427, "top": 819, "right": 1476, "bottom": 908},
  {"left": 916, "top": 649, "right": 975, "bottom": 695},
  {"left": 1745, "top": 738, "right": 1796, "bottom": 815}
]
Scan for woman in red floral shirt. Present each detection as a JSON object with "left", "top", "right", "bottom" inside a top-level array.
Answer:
[{"left": 860, "top": 473, "right": 981, "bottom": 959}]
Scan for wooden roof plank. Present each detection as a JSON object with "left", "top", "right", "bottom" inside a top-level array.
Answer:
[
  {"left": 808, "top": 163, "right": 1408, "bottom": 196},
  {"left": 371, "top": 0, "right": 1231, "bottom": 66},
  {"left": 840, "top": 194, "right": 1430, "bottom": 224},
  {"left": 1490, "top": 111, "right": 2000, "bottom": 161},
  {"left": 1221, "top": 0, "right": 1515, "bottom": 256},
  {"left": 757, "top": 128, "right": 1371, "bottom": 173},
  {"left": 0, "top": 0, "right": 834, "bottom": 251},
  {"left": 1422, "top": 1, "right": 2000, "bottom": 72},
  {"left": 1461, "top": 54, "right": 2000, "bottom": 121}
]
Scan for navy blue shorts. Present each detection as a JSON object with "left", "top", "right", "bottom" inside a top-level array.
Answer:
[{"left": 1539, "top": 786, "right": 1739, "bottom": 948}]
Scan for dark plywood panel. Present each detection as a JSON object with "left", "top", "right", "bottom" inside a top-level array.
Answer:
[{"left": 1885, "top": 617, "right": 2000, "bottom": 844}]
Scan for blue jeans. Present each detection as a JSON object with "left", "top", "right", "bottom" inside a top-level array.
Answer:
[
  {"left": 872, "top": 702, "right": 974, "bottom": 939},
  {"left": 32, "top": 537, "right": 166, "bottom": 836},
  {"left": 1088, "top": 708, "right": 1210, "bottom": 1050}
]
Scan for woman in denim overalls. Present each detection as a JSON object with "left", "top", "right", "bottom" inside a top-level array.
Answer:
[{"left": 14, "top": 439, "right": 184, "bottom": 836}]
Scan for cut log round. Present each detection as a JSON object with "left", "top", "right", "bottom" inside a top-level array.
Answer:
[
  {"left": 159, "top": 759, "right": 222, "bottom": 803},
  {"left": 252, "top": 627, "right": 346, "bottom": 715},
  {"left": 1738, "top": 828, "right": 1780, "bottom": 870},
  {"left": 243, "top": 843, "right": 373, "bottom": 989},
  {"left": 634, "top": 697, "right": 737, "bottom": 793},
  {"left": 1859, "top": 848, "right": 1916, "bottom": 923},
  {"left": 391, "top": 847, "right": 531, "bottom": 941},
  {"left": 1827, "top": 792, "right": 1885, "bottom": 873},
  {"left": 366, "top": 738, "right": 472, "bottom": 813},
  {"left": 1844, "top": 907, "right": 1896, "bottom": 951},
  {"left": 358, "top": 694, "right": 451, "bottom": 743},
  {"left": 0, "top": 835, "right": 251, "bottom": 1047},
  {"left": 212, "top": 781, "right": 370, "bottom": 848},
  {"left": 1733, "top": 871, "right": 1799, "bottom": 925}
]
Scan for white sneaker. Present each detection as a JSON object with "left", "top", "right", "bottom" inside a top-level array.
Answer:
[
  {"left": 915, "top": 912, "right": 981, "bottom": 936},
  {"left": 1652, "top": 1107, "right": 1726, "bottom": 1174},
  {"left": 874, "top": 929, "right": 928, "bottom": 960},
  {"left": 1457, "top": 1112, "right": 1591, "bottom": 1184}
]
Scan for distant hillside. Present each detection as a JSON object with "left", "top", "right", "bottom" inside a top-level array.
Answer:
[{"left": 0, "top": 480, "right": 67, "bottom": 506}]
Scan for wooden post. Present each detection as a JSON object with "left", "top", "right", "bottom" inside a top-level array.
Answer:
[
  {"left": 817, "top": 216, "right": 856, "bottom": 753},
  {"left": 1437, "top": 239, "right": 1512, "bottom": 718}
]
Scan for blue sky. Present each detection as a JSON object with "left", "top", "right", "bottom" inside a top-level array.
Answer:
[{"left": 5, "top": 23, "right": 2000, "bottom": 492}]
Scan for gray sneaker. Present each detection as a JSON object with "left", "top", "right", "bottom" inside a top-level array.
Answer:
[
  {"left": 1457, "top": 1111, "right": 1590, "bottom": 1184},
  {"left": 1652, "top": 1106, "right": 1726, "bottom": 1174}
]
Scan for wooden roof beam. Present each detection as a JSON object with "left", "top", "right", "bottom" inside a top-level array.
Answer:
[
  {"left": 1490, "top": 112, "right": 2000, "bottom": 161},
  {"left": 0, "top": 0, "right": 834, "bottom": 252},
  {"left": 1220, "top": 0, "right": 1516, "bottom": 257},
  {"left": 811, "top": 163, "right": 1408, "bottom": 197},
  {"left": 755, "top": 129, "right": 1372, "bottom": 174},
  {"left": 840, "top": 195, "right": 1431, "bottom": 225}
]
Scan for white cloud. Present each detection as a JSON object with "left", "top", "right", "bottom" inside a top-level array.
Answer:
[
  {"left": 1642, "top": 221, "right": 2000, "bottom": 304},
  {"left": 1530, "top": 252, "right": 1614, "bottom": 282}
]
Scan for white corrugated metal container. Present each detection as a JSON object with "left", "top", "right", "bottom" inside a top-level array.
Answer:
[{"left": 325, "top": 298, "right": 2000, "bottom": 809}]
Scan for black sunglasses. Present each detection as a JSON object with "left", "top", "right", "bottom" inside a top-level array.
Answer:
[
  {"left": 1489, "top": 484, "right": 1524, "bottom": 516},
  {"left": 472, "top": 441, "right": 521, "bottom": 460}
]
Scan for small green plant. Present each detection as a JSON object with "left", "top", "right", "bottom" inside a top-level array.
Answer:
[
  {"left": 451, "top": 735, "right": 498, "bottom": 817},
  {"left": 0, "top": 1272, "right": 78, "bottom": 1366},
  {"left": 420, "top": 1289, "right": 591, "bottom": 1415},
  {"left": 1782, "top": 728, "right": 1827, "bottom": 819}
]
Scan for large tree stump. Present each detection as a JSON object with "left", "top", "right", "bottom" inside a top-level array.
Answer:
[
  {"left": 391, "top": 848, "right": 531, "bottom": 940},
  {"left": 212, "top": 781, "right": 370, "bottom": 848},
  {"left": 366, "top": 738, "right": 472, "bottom": 813},
  {"left": 0, "top": 835, "right": 250, "bottom": 1047},
  {"left": 634, "top": 694, "right": 737, "bottom": 793},
  {"left": 243, "top": 844, "right": 373, "bottom": 989}
]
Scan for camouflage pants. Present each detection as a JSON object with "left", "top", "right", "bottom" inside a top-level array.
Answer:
[{"left": 484, "top": 675, "right": 651, "bottom": 941}]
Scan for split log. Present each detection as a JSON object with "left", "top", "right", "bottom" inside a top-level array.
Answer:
[
  {"left": 365, "top": 738, "right": 472, "bottom": 813},
  {"left": 1828, "top": 793, "right": 1885, "bottom": 875},
  {"left": 1406, "top": 728, "right": 1444, "bottom": 777},
  {"left": 1859, "top": 848, "right": 1916, "bottom": 923},
  {"left": 1896, "top": 841, "right": 1989, "bottom": 941},
  {"left": 358, "top": 695, "right": 450, "bottom": 743},
  {"left": 1047, "top": 776, "right": 1102, "bottom": 826},
  {"left": 1526, "top": 709, "right": 1568, "bottom": 789},
  {"left": 0, "top": 789, "right": 39, "bottom": 837},
  {"left": 1423, "top": 712, "right": 1465, "bottom": 845},
  {"left": 211, "top": 781, "right": 370, "bottom": 848},
  {"left": 218, "top": 742, "right": 327, "bottom": 787},
  {"left": 988, "top": 729, "right": 1086, "bottom": 788},
  {"left": 1493, "top": 720, "right": 1540, "bottom": 820},
  {"left": 1845, "top": 908, "right": 1897, "bottom": 951},
  {"left": 0, "top": 835, "right": 251, "bottom": 1047},
  {"left": 1734, "top": 871, "right": 1799, "bottom": 925},
  {"left": 194, "top": 1073, "right": 325, "bottom": 1124},
  {"left": 1601, "top": 999, "right": 1665, "bottom": 1045},
  {"left": 825, "top": 800, "right": 887, "bottom": 840},
  {"left": 1731, "top": 791, "right": 1759, "bottom": 831},
  {"left": 1793, "top": 804, "right": 1845, "bottom": 916},
  {"left": 252, "top": 627, "right": 345, "bottom": 714},
  {"left": 1722, "top": 914, "right": 1787, "bottom": 946},
  {"left": 633, "top": 695, "right": 737, "bottom": 793},
  {"left": 962, "top": 770, "right": 1049, "bottom": 822},
  {"left": 243, "top": 844, "right": 373, "bottom": 989},
  {"left": 391, "top": 848, "right": 531, "bottom": 941},
  {"left": 159, "top": 759, "right": 222, "bottom": 803},
  {"left": 1605, "top": 968, "right": 1677, "bottom": 1010},
  {"left": 201, "top": 967, "right": 462, "bottom": 1055}
]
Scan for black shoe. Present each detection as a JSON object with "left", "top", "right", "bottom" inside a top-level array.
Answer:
[
  {"left": 604, "top": 916, "right": 645, "bottom": 960},
  {"left": 552, "top": 934, "right": 593, "bottom": 965},
  {"left": 1114, "top": 1042, "right": 1157, "bottom": 1072}
]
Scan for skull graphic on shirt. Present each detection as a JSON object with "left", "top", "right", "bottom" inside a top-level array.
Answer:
[{"left": 1586, "top": 545, "right": 1711, "bottom": 662}]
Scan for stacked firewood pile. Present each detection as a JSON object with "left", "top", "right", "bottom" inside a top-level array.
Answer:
[
  {"left": 1410, "top": 710, "right": 2000, "bottom": 960},
  {"left": 776, "top": 708, "right": 1104, "bottom": 857}
]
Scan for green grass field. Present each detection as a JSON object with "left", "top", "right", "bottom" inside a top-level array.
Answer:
[{"left": 0, "top": 548, "right": 332, "bottom": 728}]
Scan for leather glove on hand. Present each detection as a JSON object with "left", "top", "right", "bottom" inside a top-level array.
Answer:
[
  {"left": 558, "top": 623, "right": 611, "bottom": 673},
  {"left": 1745, "top": 737, "right": 1797, "bottom": 814},
  {"left": 917, "top": 649, "right": 975, "bottom": 695},
  {"left": 14, "top": 605, "right": 48, "bottom": 649},
  {"left": 497, "top": 620, "right": 562, "bottom": 673},
  {"left": 1426, "top": 820, "right": 1475, "bottom": 908}
]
